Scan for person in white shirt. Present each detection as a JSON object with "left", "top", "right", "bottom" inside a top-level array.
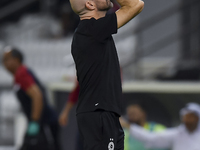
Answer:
[{"left": 120, "top": 103, "right": 200, "bottom": 150}]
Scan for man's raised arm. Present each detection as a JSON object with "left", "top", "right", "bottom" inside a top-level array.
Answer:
[{"left": 116, "top": 0, "right": 144, "bottom": 28}]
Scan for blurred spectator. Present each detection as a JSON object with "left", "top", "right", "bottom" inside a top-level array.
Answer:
[
  {"left": 59, "top": 81, "right": 83, "bottom": 150},
  {"left": 59, "top": 81, "right": 79, "bottom": 127},
  {"left": 2, "top": 47, "right": 60, "bottom": 150},
  {"left": 120, "top": 103, "right": 200, "bottom": 150},
  {"left": 124, "top": 103, "right": 167, "bottom": 150}
]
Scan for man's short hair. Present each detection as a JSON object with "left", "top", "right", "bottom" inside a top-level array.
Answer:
[{"left": 10, "top": 48, "right": 24, "bottom": 63}]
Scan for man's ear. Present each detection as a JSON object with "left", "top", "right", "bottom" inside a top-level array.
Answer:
[{"left": 85, "top": 0, "right": 95, "bottom": 10}]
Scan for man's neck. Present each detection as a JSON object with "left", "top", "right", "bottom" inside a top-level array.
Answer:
[{"left": 80, "top": 10, "right": 107, "bottom": 20}]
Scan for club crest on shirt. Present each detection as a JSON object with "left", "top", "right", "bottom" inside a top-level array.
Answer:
[{"left": 108, "top": 138, "right": 114, "bottom": 150}]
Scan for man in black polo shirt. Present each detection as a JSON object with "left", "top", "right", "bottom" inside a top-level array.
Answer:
[
  {"left": 70, "top": 0, "right": 144, "bottom": 149},
  {"left": 2, "top": 47, "right": 60, "bottom": 150}
]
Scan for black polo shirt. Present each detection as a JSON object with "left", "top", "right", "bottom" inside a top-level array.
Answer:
[{"left": 71, "top": 13, "right": 122, "bottom": 116}]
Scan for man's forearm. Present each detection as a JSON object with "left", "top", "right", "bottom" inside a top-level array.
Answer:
[
  {"left": 115, "top": 0, "right": 144, "bottom": 28},
  {"left": 129, "top": 124, "right": 173, "bottom": 149},
  {"left": 116, "top": 0, "right": 143, "bottom": 8},
  {"left": 31, "top": 96, "right": 43, "bottom": 121},
  {"left": 63, "top": 101, "right": 74, "bottom": 114},
  {"left": 26, "top": 84, "right": 43, "bottom": 121}
]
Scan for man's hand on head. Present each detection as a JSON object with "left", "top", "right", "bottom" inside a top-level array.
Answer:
[{"left": 116, "top": 0, "right": 144, "bottom": 28}]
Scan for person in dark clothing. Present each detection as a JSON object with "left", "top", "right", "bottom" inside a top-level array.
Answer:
[
  {"left": 2, "top": 47, "right": 60, "bottom": 150},
  {"left": 69, "top": 0, "right": 144, "bottom": 149}
]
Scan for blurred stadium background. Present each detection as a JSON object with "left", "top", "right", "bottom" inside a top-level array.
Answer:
[{"left": 0, "top": 0, "right": 200, "bottom": 149}]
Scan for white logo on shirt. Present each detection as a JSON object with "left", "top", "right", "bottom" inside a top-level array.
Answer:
[
  {"left": 95, "top": 103, "right": 99, "bottom": 106},
  {"left": 108, "top": 138, "right": 114, "bottom": 150}
]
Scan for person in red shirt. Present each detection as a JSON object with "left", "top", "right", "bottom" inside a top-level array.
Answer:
[
  {"left": 3, "top": 47, "right": 60, "bottom": 150},
  {"left": 59, "top": 81, "right": 80, "bottom": 126},
  {"left": 59, "top": 81, "right": 84, "bottom": 150}
]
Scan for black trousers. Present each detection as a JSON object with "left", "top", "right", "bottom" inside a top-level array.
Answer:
[{"left": 77, "top": 110, "right": 124, "bottom": 150}]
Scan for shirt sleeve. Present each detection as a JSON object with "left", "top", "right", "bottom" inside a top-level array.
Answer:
[
  {"left": 129, "top": 124, "right": 177, "bottom": 149},
  {"left": 15, "top": 70, "right": 35, "bottom": 91},
  {"left": 93, "top": 13, "right": 118, "bottom": 41},
  {"left": 68, "top": 81, "right": 80, "bottom": 104}
]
